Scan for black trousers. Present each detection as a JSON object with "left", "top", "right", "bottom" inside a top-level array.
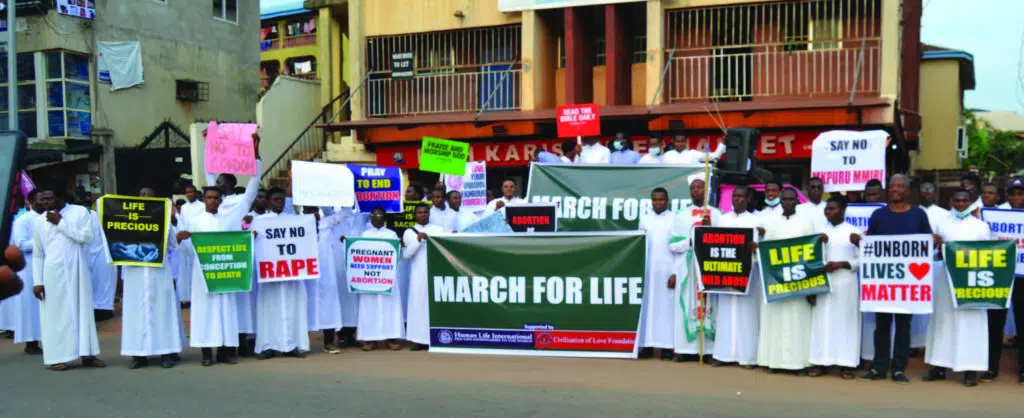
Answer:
[
  {"left": 987, "top": 285, "right": 1024, "bottom": 374},
  {"left": 871, "top": 312, "right": 912, "bottom": 374}
]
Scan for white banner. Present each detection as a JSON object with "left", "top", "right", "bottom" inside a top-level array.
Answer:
[
  {"left": 252, "top": 215, "right": 320, "bottom": 283},
  {"left": 498, "top": 0, "right": 644, "bottom": 11},
  {"left": 345, "top": 237, "right": 401, "bottom": 294},
  {"left": 845, "top": 203, "right": 883, "bottom": 233},
  {"left": 859, "top": 234, "right": 934, "bottom": 314},
  {"left": 291, "top": 160, "right": 355, "bottom": 207},
  {"left": 982, "top": 208, "right": 1024, "bottom": 277},
  {"left": 810, "top": 130, "right": 888, "bottom": 192},
  {"left": 444, "top": 161, "right": 488, "bottom": 214}
]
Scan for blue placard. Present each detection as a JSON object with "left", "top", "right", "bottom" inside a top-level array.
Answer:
[
  {"left": 348, "top": 164, "right": 402, "bottom": 213},
  {"left": 461, "top": 212, "right": 514, "bottom": 234}
]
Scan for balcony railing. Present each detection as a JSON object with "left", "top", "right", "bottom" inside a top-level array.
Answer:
[
  {"left": 261, "top": 33, "right": 317, "bottom": 51},
  {"left": 366, "top": 69, "right": 521, "bottom": 117},
  {"left": 662, "top": 0, "right": 881, "bottom": 102}
]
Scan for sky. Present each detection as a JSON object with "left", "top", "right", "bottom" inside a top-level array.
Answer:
[{"left": 921, "top": 0, "right": 1024, "bottom": 114}]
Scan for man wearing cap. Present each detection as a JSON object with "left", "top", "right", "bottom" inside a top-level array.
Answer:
[
  {"left": 983, "top": 177, "right": 1024, "bottom": 383},
  {"left": 999, "top": 177, "right": 1024, "bottom": 209}
]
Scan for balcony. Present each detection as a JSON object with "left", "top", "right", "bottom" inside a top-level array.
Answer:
[
  {"left": 261, "top": 33, "right": 318, "bottom": 51},
  {"left": 662, "top": 0, "right": 881, "bottom": 103}
]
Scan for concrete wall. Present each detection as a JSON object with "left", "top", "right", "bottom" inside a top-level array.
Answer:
[
  {"left": 255, "top": 76, "right": 323, "bottom": 178},
  {"left": 914, "top": 59, "right": 962, "bottom": 171}
]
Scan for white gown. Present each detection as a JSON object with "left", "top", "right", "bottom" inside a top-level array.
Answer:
[
  {"left": 253, "top": 212, "right": 310, "bottom": 354},
  {"left": 175, "top": 200, "right": 204, "bottom": 302},
  {"left": 356, "top": 225, "right": 405, "bottom": 341},
  {"left": 450, "top": 209, "right": 479, "bottom": 232},
  {"left": 187, "top": 211, "right": 246, "bottom": 348},
  {"left": 797, "top": 201, "right": 828, "bottom": 232},
  {"left": 307, "top": 211, "right": 347, "bottom": 332},
  {"left": 8, "top": 211, "right": 41, "bottom": 343},
  {"left": 669, "top": 205, "right": 721, "bottom": 355},
  {"left": 121, "top": 227, "right": 184, "bottom": 356},
  {"left": 403, "top": 223, "right": 447, "bottom": 345},
  {"left": 87, "top": 210, "right": 116, "bottom": 311},
  {"left": 337, "top": 212, "right": 368, "bottom": 328},
  {"left": 207, "top": 163, "right": 262, "bottom": 335},
  {"left": 711, "top": 211, "right": 763, "bottom": 365},
  {"left": 809, "top": 221, "right": 862, "bottom": 368},
  {"left": 32, "top": 204, "right": 101, "bottom": 365},
  {"left": 428, "top": 206, "right": 454, "bottom": 231},
  {"left": 925, "top": 215, "right": 990, "bottom": 372},
  {"left": 639, "top": 210, "right": 676, "bottom": 349},
  {"left": 757, "top": 211, "right": 816, "bottom": 370}
]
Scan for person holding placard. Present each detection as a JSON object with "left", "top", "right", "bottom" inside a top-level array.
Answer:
[
  {"left": 447, "top": 191, "right": 478, "bottom": 233},
  {"left": 484, "top": 180, "right": 525, "bottom": 218},
  {"left": 797, "top": 177, "right": 827, "bottom": 232},
  {"left": 579, "top": 137, "right": 610, "bottom": 164},
  {"left": 985, "top": 177, "right": 1024, "bottom": 383},
  {"left": 710, "top": 186, "right": 763, "bottom": 368},
  {"left": 253, "top": 188, "right": 310, "bottom": 360},
  {"left": 404, "top": 203, "right": 447, "bottom": 351},
  {"left": 668, "top": 177, "right": 720, "bottom": 362},
  {"left": 923, "top": 189, "right": 990, "bottom": 387},
  {"left": 356, "top": 207, "right": 405, "bottom": 351},
  {"left": 303, "top": 205, "right": 348, "bottom": 354},
  {"left": 559, "top": 139, "right": 578, "bottom": 164},
  {"left": 999, "top": 177, "right": 1023, "bottom": 209},
  {"left": 637, "top": 136, "right": 664, "bottom": 165}
]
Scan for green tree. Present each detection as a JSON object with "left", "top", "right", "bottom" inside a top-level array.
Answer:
[{"left": 962, "top": 110, "right": 1024, "bottom": 175}]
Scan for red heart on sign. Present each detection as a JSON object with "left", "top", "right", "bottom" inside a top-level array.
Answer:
[{"left": 908, "top": 262, "right": 930, "bottom": 280}]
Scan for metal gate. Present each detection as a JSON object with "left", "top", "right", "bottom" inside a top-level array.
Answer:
[{"left": 115, "top": 122, "right": 192, "bottom": 198}]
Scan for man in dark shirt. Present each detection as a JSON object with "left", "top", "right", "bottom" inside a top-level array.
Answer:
[{"left": 860, "top": 174, "right": 933, "bottom": 385}]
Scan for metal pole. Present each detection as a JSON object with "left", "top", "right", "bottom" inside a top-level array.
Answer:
[{"left": 7, "top": 0, "right": 17, "bottom": 130}]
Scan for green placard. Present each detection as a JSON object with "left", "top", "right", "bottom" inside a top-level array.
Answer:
[
  {"left": 943, "top": 240, "right": 1017, "bottom": 310},
  {"left": 420, "top": 136, "right": 469, "bottom": 175},
  {"left": 757, "top": 233, "right": 830, "bottom": 303},
  {"left": 191, "top": 231, "right": 254, "bottom": 294}
]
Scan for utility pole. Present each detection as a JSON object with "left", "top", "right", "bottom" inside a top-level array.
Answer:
[{"left": 4, "top": 0, "right": 16, "bottom": 131}]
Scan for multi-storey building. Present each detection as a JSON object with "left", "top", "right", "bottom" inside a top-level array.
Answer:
[{"left": 260, "top": 1, "right": 321, "bottom": 92}]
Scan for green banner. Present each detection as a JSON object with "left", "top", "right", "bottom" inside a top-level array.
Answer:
[
  {"left": 943, "top": 240, "right": 1017, "bottom": 310},
  {"left": 525, "top": 164, "right": 704, "bottom": 231},
  {"left": 427, "top": 232, "right": 646, "bottom": 358},
  {"left": 757, "top": 234, "right": 830, "bottom": 303},
  {"left": 191, "top": 231, "right": 254, "bottom": 294},
  {"left": 420, "top": 136, "right": 469, "bottom": 175}
]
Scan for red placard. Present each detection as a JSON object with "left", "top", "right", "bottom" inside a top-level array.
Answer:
[{"left": 556, "top": 104, "right": 601, "bottom": 138}]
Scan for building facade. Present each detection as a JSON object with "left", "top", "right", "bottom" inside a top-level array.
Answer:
[
  {"left": 260, "top": 1, "right": 320, "bottom": 92},
  {"left": 9, "top": 0, "right": 259, "bottom": 198}
]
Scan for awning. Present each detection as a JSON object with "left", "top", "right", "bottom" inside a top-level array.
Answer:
[{"left": 24, "top": 140, "right": 102, "bottom": 167}]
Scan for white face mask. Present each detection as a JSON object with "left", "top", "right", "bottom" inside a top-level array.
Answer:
[
  {"left": 649, "top": 146, "right": 661, "bottom": 156},
  {"left": 952, "top": 207, "right": 972, "bottom": 219}
]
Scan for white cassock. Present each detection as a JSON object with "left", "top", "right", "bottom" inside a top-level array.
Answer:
[
  {"left": 428, "top": 206, "right": 454, "bottom": 230},
  {"left": 307, "top": 210, "right": 348, "bottom": 332},
  {"left": 758, "top": 205, "right": 782, "bottom": 219},
  {"left": 253, "top": 212, "right": 309, "bottom": 354},
  {"left": 579, "top": 143, "right": 611, "bottom": 164},
  {"left": 809, "top": 221, "right": 862, "bottom": 368},
  {"left": 484, "top": 197, "right": 526, "bottom": 218},
  {"left": 8, "top": 211, "right": 42, "bottom": 343},
  {"left": 662, "top": 143, "right": 727, "bottom": 165},
  {"left": 925, "top": 214, "right": 990, "bottom": 372},
  {"left": 175, "top": 199, "right": 204, "bottom": 302},
  {"left": 757, "top": 211, "right": 816, "bottom": 370},
  {"left": 669, "top": 205, "right": 721, "bottom": 355},
  {"left": 403, "top": 223, "right": 447, "bottom": 345},
  {"left": 240, "top": 210, "right": 264, "bottom": 336},
  {"left": 86, "top": 210, "right": 116, "bottom": 311},
  {"left": 207, "top": 163, "right": 262, "bottom": 335},
  {"left": 187, "top": 211, "right": 246, "bottom": 348},
  {"left": 638, "top": 154, "right": 662, "bottom": 164},
  {"left": 337, "top": 211, "right": 368, "bottom": 328},
  {"left": 121, "top": 226, "right": 184, "bottom": 357},
  {"left": 639, "top": 209, "right": 676, "bottom": 349},
  {"left": 32, "top": 204, "right": 100, "bottom": 365},
  {"left": 711, "top": 211, "right": 763, "bottom": 365},
  {"left": 356, "top": 225, "right": 405, "bottom": 341},
  {"left": 797, "top": 201, "right": 828, "bottom": 232},
  {"left": 450, "top": 209, "right": 479, "bottom": 232}
]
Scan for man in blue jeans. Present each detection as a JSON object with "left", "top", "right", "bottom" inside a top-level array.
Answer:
[{"left": 859, "top": 174, "right": 933, "bottom": 384}]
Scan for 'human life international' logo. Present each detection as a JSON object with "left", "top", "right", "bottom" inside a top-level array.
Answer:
[{"left": 437, "top": 330, "right": 453, "bottom": 345}]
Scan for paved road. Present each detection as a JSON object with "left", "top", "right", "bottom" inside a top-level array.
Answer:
[{"left": 0, "top": 317, "right": 1020, "bottom": 417}]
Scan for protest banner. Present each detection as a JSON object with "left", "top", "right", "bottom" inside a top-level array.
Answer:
[
  {"left": 556, "top": 104, "right": 600, "bottom": 138},
  {"left": 981, "top": 208, "right": 1024, "bottom": 277},
  {"left": 444, "top": 161, "right": 487, "bottom": 214},
  {"left": 386, "top": 200, "right": 419, "bottom": 237},
  {"left": 859, "top": 234, "right": 934, "bottom": 314},
  {"left": 204, "top": 121, "right": 258, "bottom": 176},
  {"left": 845, "top": 203, "right": 883, "bottom": 233},
  {"left": 693, "top": 227, "right": 754, "bottom": 295},
  {"left": 810, "top": 130, "right": 888, "bottom": 192},
  {"left": 427, "top": 232, "right": 646, "bottom": 358},
  {"left": 348, "top": 164, "right": 402, "bottom": 213},
  {"left": 345, "top": 237, "right": 401, "bottom": 295},
  {"left": 943, "top": 240, "right": 1017, "bottom": 310},
  {"left": 97, "top": 195, "right": 170, "bottom": 267},
  {"left": 191, "top": 231, "right": 254, "bottom": 293},
  {"left": 420, "top": 137, "right": 469, "bottom": 176},
  {"left": 757, "top": 234, "right": 830, "bottom": 303},
  {"left": 461, "top": 212, "right": 514, "bottom": 233},
  {"left": 506, "top": 203, "right": 557, "bottom": 232},
  {"left": 291, "top": 160, "right": 355, "bottom": 207},
  {"left": 526, "top": 164, "right": 703, "bottom": 231},
  {"left": 252, "top": 215, "right": 320, "bottom": 283}
]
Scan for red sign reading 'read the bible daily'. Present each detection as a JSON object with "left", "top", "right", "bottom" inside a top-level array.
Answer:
[
  {"left": 556, "top": 104, "right": 601, "bottom": 138},
  {"left": 252, "top": 215, "right": 321, "bottom": 283}
]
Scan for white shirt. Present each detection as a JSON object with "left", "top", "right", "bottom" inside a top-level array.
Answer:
[
  {"left": 429, "top": 206, "right": 454, "bottom": 230},
  {"left": 560, "top": 155, "right": 576, "bottom": 164},
  {"left": 484, "top": 196, "right": 525, "bottom": 217},
  {"left": 797, "top": 201, "right": 827, "bottom": 231},
  {"left": 450, "top": 209, "right": 479, "bottom": 232},
  {"left": 998, "top": 202, "right": 1011, "bottom": 209},
  {"left": 638, "top": 154, "right": 663, "bottom": 164},
  {"left": 921, "top": 204, "right": 950, "bottom": 231},
  {"left": 662, "top": 143, "right": 727, "bottom": 165},
  {"left": 579, "top": 143, "right": 611, "bottom": 164}
]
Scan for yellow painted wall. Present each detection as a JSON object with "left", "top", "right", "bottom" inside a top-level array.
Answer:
[
  {"left": 914, "top": 60, "right": 962, "bottom": 171},
  {"left": 362, "top": 0, "right": 522, "bottom": 37},
  {"left": 260, "top": 14, "right": 321, "bottom": 73}
]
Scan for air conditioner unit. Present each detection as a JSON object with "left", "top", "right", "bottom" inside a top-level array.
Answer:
[{"left": 955, "top": 126, "right": 967, "bottom": 159}]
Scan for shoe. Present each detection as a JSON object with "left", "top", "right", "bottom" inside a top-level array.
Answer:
[
  {"left": 921, "top": 367, "right": 946, "bottom": 382},
  {"left": 892, "top": 371, "right": 910, "bottom": 385},
  {"left": 741, "top": 364, "right": 756, "bottom": 370},
  {"left": 361, "top": 342, "right": 376, "bottom": 352},
  {"left": 964, "top": 372, "right": 979, "bottom": 387},
  {"left": 23, "top": 343, "right": 42, "bottom": 355},
  {"left": 286, "top": 349, "right": 306, "bottom": 358},
  {"left": 201, "top": 358, "right": 214, "bottom": 367},
  {"left": 160, "top": 355, "right": 175, "bottom": 369},
  {"left": 387, "top": 342, "right": 402, "bottom": 351},
  {"left": 637, "top": 347, "right": 653, "bottom": 359},
  {"left": 129, "top": 357, "right": 149, "bottom": 370},
  {"left": 410, "top": 343, "right": 428, "bottom": 352},
  {"left": 708, "top": 359, "right": 725, "bottom": 367},
  {"left": 980, "top": 371, "right": 998, "bottom": 382},
  {"left": 217, "top": 348, "right": 239, "bottom": 364},
  {"left": 169, "top": 353, "right": 182, "bottom": 363},
  {"left": 82, "top": 357, "right": 107, "bottom": 368},
  {"left": 859, "top": 369, "right": 885, "bottom": 381},
  {"left": 323, "top": 344, "right": 341, "bottom": 354},
  {"left": 660, "top": 349, "right": 674, "bottom": 361},
  {"left": 257, "top": 350, "right": 277, "bottom": 360},
  {"left": 180, "top": 302, "right": 191, "bottom": 309}
]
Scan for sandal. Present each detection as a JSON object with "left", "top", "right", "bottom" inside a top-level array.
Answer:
[
  {"left": 49, "top": 363, "right": 68, "bottom": 371},
  {"left": 387, "top": 342, "right": 402, "bottom": 351},
  {"left": 841, "top": 369, "right": 857, "bottom": 380},
  {"left": 82, "top": 357, "right": 107, "bottom": 368},
  {"left": 361, "top": 342, "right": 376, "bottom": 352},
  {"left": 807, "top": 366, "right": 827, "bottom": 377}
]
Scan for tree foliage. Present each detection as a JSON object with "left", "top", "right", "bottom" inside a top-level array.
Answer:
[{"left": 962, "top": 110, "right": 1024, "bottom": 175}]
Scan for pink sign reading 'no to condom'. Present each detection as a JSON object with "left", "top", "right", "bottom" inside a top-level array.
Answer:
[{"left": 205, "top": 121, "right": 258, "bottom": 176}]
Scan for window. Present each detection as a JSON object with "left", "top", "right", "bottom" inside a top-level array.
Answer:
[
  {"left": 809, "top": 19, "right": 842, "bottom": 50},
  {"left": 177, "top": 80, "right": 209, "bottom": 102},
  {"left": 285, "top": 56, "right": 316, "bottom": 77},
  {"left": 632, "top": 33, "right": 647, "bottom": 64},
  {"left": 45, "top": 51, "right": 92, "bottom": 138},
  {"left": 782, "top": 12, "right": 842, "bottom": 51},
  {"left": 213, "top": 0, "right": 237, "bottom": 23},
  {"left": 0, "top": 53, "right": 39, "bottom": 138}
]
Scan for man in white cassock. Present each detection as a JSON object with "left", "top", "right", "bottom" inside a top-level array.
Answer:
[
  {"left": 121, "top": 187, "right": 184, "bottom": 369},
  {"left": 638, "top": 188, "right": 677, "bottom": 359},
  {"left": 175, "top": 184, "right": 204, "bottom": 305},
  {"left": 428, "top": 188, "right": 454, "bottom": 230},
  {"left": 303, "top": 205, "right": 347, "bottom": 354},
  {"left": 797, "top": 177, "right": 827, "bottom": 232},
  {"left": 253, "top": 188, "right": 309, "bottom": 360},
  {"left": 808, "top": 196, "right": 862, "bottom": 379},
  {"left": 86, "top": 206, "right": 116, "bottom": 318},
  {"left": 336, "top": 208, "right": 367, "bottom": 347},
  {"left": 9, "top": 189, "right": 43, "bottom": 354},
  {"left": 31, "top": 186, "right": 104, "bottom": 370},
  {"left": 710, "top": 186, "right": 762, "bottom": 368},
  {"left": 756, "top": 188, "right": 816, "bottom": 373},
  {"left": 922, "top": 189, "right": 990, "bottom": 387},
  {"left": 484, "top": 180, "right": 525, "bottom": 218},
  {"left": 356, "top": 207, "right": 404, "bottom": 350},
  {"left": 758, "top": 181, "right": 783, "bottom": 218},
  {"left": 668, "top": 178, "right": 720, "bottom": 362},
  {"left": 404, "top": 203, "right": 447, "bottom": 351},
  {"left": 446, "top": 191, "right": 478, "bottom": 232}
]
